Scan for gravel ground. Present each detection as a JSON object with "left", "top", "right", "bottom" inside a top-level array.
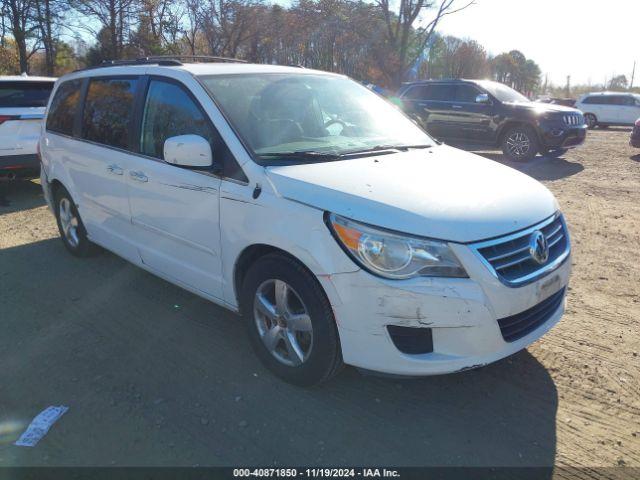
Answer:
[{"left": 0, "top": 128, "right": 638, "bottom": 470}]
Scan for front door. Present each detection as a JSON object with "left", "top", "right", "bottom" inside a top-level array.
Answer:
[
  {"left": 618, "top": 95, "right": 640, "bottom": 125},
  {"left": 126, "top": 78, "right": 223, "bottom": 300},
  {"left": 446, "top": 84, "right": 495, "bottom": 145}
]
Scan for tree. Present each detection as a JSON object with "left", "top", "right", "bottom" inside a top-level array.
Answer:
[
  {"left": 608, "top": 74, "right": 628, "bottom": 91},
  {"left": 1, "top": 0, "right": 40, "bottom": 73},
  {"left": 33, "top": 0, "right": 64, "bottom": 75},
  {"left": 72, "top": 0, "right": 138, "bottom": 60},
  {"left": 375, "top": 0, "right": 474, "bottom": 86}
]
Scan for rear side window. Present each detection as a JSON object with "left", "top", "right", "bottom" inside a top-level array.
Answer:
[
  {"left": 0, "top": 81, "right": 53, "bottom": 108},
  {"left": 82, "top": 77, "right": 138, "bottom": 149},
  {"left": 46, "top": 80, "right": 82, "bottom": 136},
  {"left": 140, "top": 80, "right": 214, "bottom": 160},
  {"left": 427, "top": 84, "right": 456, "bottom": 101},
  {"left": 403, "top": 85, "right": 430, "bottom": 100}
]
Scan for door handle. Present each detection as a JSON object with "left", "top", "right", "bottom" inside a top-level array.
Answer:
[
  {"left": 129, "top": 170, "right": 148, "bottom": 183},
  {"left": 107, "top": 164, "right": 123, "bottom": 175}
]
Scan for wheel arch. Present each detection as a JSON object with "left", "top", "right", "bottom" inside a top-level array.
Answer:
[{"left": 233, "top": 244, "right": 321, "bottom": 314}]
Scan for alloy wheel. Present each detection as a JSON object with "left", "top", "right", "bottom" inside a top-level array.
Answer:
[
  {"left": 506, "top": 131, "right": 531, "bottom": 158},
  {"left": 253, "top": 279, "right": 313, "bottom": 367},
  {"left": 59, "top": 197, "right": 80, "bottom": 248}
]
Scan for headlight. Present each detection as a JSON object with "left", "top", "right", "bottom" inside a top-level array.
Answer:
[{"left": 326, "top": 213, "right": 467, "bottom": 279}]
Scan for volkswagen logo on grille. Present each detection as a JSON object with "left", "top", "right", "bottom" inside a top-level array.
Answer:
[{"left": 529, "top": 230, "right": 549, "bottom": 265}]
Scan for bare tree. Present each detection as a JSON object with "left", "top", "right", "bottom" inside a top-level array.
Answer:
[
  {"left": 1, "top": 0, "right": 40, "bottom": 72},
  {"left": 34, "top": 0, "right": 64, "bottom": 75},
  {"left": 72, "top": 0, "right": 138, "bottom": 59},
  {"left": 376, "top": 0, "right": 474, "bottom": 86}
]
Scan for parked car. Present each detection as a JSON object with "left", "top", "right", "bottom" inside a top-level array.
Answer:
[
  {"left": 0, "top": 75, "right": 56, "bottom": 179},
  {"left": 398, "top": 79, "right": 587, "bottom": 161},
  {"left": 631, "top": 118, "right": 640, "bottom": 148},
  {"left": 40, "top": 59, "right": 571, "bottom": 385},
  {"left": 575, "top": 92, "right": 640, "bottom": 129}
]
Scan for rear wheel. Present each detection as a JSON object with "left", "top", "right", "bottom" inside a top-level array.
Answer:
[
  {"left": 54, "top": 187, "right": 100, "bottom": 257},
  {"left": 502, "top": 126, "right": 539, "bottom": 161},
  {"left": 241, "top": 253, "right": 343, "bottom": 386},
  {"left": 584, "top": 113, "right": 597, "bottom": 129}
]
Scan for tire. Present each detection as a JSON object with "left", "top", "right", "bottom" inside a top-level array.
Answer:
[
  {"left": 501, "top": 125, "right": 540, "bottom": 161},
  {"left": 542, "top": 148, "right": 568, "bottom": 158},
  {"left": 240, "top": 253, "right": 343, "bottom": 386},
  {"left": 54, "top": 187, "right": 100, "bottom": 257},
  {"left": 584, "top": 113, "right": 597, "bottom": 129}
]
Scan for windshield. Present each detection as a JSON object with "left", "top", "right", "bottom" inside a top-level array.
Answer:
[
  {"left": 0, "top": 81, "right": 54, "bottom": 108},
  {"left": 199, "top": 73, "right": 433, "bottom": 164},
  {"left": 476, "top": 81, "right": 530, "bottom": 103}
]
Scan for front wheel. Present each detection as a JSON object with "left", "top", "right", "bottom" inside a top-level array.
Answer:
[
  {"left": 54, "top": 187, "right": 100, "bottom": 257},
  {"left": 241, "top": 253, "right": 343, "bottom": 386},
  {"left": 502, "top": 126, "right": 539, "bottom": 161}
]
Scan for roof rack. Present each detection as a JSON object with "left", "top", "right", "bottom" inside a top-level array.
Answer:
[{"left": 75, "top": 55, "right": 247, "bottom": 72}]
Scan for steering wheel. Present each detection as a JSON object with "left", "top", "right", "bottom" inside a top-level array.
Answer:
[{"left": 324, "top": 119, "right": 347, "bottom": 130}]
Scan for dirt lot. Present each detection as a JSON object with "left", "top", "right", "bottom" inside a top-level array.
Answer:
[{"left": 0, "top": 129, "right": 639, "bottom": 470}]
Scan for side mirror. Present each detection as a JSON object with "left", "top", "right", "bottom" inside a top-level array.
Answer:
[
  {"left": 475, "top": 93, "right": 491, "bottom": 104},
  {"left": 164, "top": 135, "right": 212, "bottom": 168}
]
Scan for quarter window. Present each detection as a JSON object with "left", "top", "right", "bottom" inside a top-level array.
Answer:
[
  {"left": 46, "top": 80, "right": 82, "bottom": 136},
  {"left": 140, "top": 80, "right": 214, "bottom": 160},
  {"left": 82, "top": 77, "right": 138, "bottom": 149}
]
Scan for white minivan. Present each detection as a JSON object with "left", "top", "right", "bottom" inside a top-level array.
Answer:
[
  {"left": 576, "top": 92, "right": 640, "bottom": 129},
  {"left": 40, "top": 59, "right": 571, "bottom": 385}
]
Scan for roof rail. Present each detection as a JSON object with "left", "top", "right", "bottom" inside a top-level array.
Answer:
[
  {"left": 144, "top": 55, "right": 247, "bottom": 64},
  {"left": 74, "top": 55, "right": 247, "bottom": 72}
]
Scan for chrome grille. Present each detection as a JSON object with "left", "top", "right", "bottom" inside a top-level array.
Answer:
[
  {"left": 563, "top": 113, "right": 584, "bottom": 126},
  {"left": 471, "top": 214, "right": 570, "bottom": 287}
]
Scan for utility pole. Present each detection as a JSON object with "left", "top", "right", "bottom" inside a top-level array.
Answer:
[
  {"left": 631, "top": 61, "right": 636, "bottom": 90},
  {"left": 565, "top": 75, "right": 571, "bottom": 97}
]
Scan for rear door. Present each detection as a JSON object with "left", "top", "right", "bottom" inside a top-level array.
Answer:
[
  {"left": 125, "top": 77, "right": 224, "bottom": 300},
  {"left": 65, "top": 76, "right": 141, "bottom": 261},
  {"left": 0, "top": 80, "right": 53, "bottom": 156},
  {"left": 402, "top": 83, "right": 457, "bottom": 141},
  {"left": 599, "top": 96, "right": 619, "bottom": 123}
]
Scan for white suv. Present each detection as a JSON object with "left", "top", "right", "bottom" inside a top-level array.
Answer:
[
  {"left": 576, "top": 91, "right": 640, "bottom": 129},
  {"left": 40, "top": 59, "right": 571, "bottom": 385},
  {"left": 1, "top": 75, "right": 56, "bottom": 178}
]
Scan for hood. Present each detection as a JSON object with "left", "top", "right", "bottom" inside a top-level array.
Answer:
[
  {"left": 265, "top": 145, "right": 558, "bottom": 243},
  {"left": 506, "top": 101, "right": 578, "bottom": 114}
]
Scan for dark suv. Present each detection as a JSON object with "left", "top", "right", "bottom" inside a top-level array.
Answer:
[{"left": 398, "top": 79, "right": 587, "bottom": 161}]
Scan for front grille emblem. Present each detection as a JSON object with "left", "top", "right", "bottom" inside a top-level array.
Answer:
[{"left": 529, "top": 230, "right": 549, "bottom": 265}]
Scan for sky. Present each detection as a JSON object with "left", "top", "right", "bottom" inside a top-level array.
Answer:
[{"left": 435, "top": 0, "right": 638, "bottom": 86}]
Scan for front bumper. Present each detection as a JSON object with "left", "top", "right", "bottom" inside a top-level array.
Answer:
[
  {"left": 539, "top": 124, "right": 587, "bottom": 149},
  {"left": 324, "top": 244, "right": 571, "bottom": 376}
]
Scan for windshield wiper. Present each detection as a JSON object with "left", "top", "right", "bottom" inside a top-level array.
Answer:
[
  {"left": 339, "top": 144, "right": 433, "bottom": 156},
  {"left": 257, "top": 150, "right": 342, "bottom": 161}
]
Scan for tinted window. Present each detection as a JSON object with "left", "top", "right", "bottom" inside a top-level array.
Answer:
[
  {"left": 428, "top": 84, "right": 456, "bottom": 101},
  {"left": 455, "top": 84, "right": 482, "bottom": 103},
  {"left": 0, "top": 81, "right": 53, "bottom": 108},
  {"left": 403, "top": 85, "right": 430, "bottom": 100},
  {"left": 82, "top": 77, "right": 138, "bottom": 149},
  {"left": 46, "top": 80, "right": 82, "bottom": 136},
  {"left": 140, "top": 80, "right": 214, "bottom": 160}
]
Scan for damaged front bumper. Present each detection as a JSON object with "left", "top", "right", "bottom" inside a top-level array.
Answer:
[{"left": 324, "top": 249, "right": 571, "bottom": 376}]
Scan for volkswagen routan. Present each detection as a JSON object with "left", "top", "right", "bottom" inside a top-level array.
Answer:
[{"left": 39, "top": 58, "right": 571, "bottom": 385}]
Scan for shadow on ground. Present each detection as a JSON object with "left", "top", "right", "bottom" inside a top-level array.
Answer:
[
  {"left": 0, "top": 179, "right": 46, "bottom": 215},
  {"left": 0, "top": 236, "right": 558, "bottom": 470},
  {"left": 631, "top": 154, "right": 640, "bottom": 163}
]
